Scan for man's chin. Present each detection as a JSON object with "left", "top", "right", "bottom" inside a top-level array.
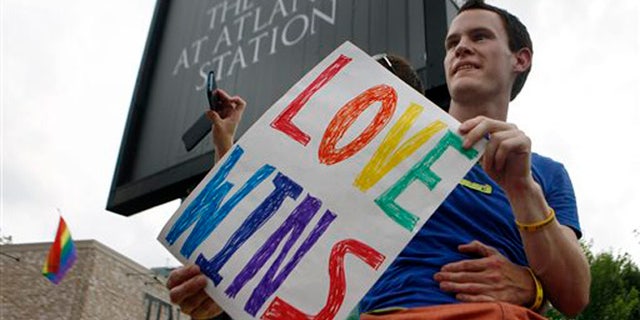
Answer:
[{"left": 449, "top": 83, "right": 483, "bottom": 101}]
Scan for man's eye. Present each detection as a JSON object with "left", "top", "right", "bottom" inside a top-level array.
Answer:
[{"left": 473, "top": 33, "right": 489, "bottom": 41}]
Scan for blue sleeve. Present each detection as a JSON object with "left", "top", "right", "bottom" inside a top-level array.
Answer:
[{"left": 541, "top": 162, "right": 582, "bottom": 239}]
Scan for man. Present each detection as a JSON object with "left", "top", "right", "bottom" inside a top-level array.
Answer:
[
  {"left": 167, "top": 1, "right": 590, "bottom": 318},
  {"left": 360, "top": 1, "right": 589, "bottom": 318}
]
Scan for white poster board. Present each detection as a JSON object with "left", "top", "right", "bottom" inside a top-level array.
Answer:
[{"left": 158, "top": 42, "right": 485, "bottom": 320}]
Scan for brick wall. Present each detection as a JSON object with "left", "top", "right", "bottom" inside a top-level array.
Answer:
[{"left": 0, "top": 240, "right": 185, "bottom": 320}]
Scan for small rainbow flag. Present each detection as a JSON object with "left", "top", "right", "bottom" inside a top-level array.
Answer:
[{"left": 42, "top": 216, "right": 77, "bottom": 284}]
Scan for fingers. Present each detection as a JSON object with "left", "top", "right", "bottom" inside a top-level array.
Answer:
[
  {"left": 179, "top": 289, "right": 212, "bottom": 315},
  {"left": 229, "top": 95, "right": 247, "bottom": 111},
  {"left": 457, "top": 240, "right": 499, "bottom": 258},
  {"left": 459, "top": 116, "right": 517, "bottom": 149},
  {"left": 456, "top": 293, "right": 496, "bottom": 303},
  {"left": 441, "top": 257, "right": 495, "bottom": 273},
  {"left": 440, "top": 241, "right": 505, "bottom": 273},
  {"left": 493, "top": 134, "right": 530, "bottom": 172},
  {"left": 215, "top": 88, "right": 233, "bottom": 102},
  {"left": 166, "top": 265, "right": 222, "bottom": 319},
  {"left": 191, "top": 298, "right": 224, "bottom": 319},
  {"left": 482, "top": 131, "right": 529, "bottom": 171},
  {"left": 206, "top": 110, "right": 222, "bottom": 126},
  {"left": 210, "top": 90, "right": 246, "bottom": 122},
  {"left": 460, "top": 116, "right": 532, "bottom": 188},
  {"left": 167, "top": 266, "right": 208, "bottom": 306},
  {"left": 169, "top": 274, "right": 208, "bottom": 306},
  {"left": 459, "top": 116, "right": 496, "bottom": 148},
  {"left": 438, "top": 277, "right": 488, "bottom": 294},
  {"left": 435, "top": 240, "right": 536, "bottom": 306},
  {"left": 458, "top": 115, "right": 484, "bottom": 136},
  {"left": 167, "top": 264, "right": 202, "bottom": 290},
  {"left": 436, "top": 270, "right": 505, "bottom": 301},
  {"left": 216, "top": 89, "right": 246, "bottom": 109},
  {"left": 435, "top": 267, "right": 507, "bottom": 302},
  {"left": 435, "top": 270, "right": 494, "bottom": 286}
]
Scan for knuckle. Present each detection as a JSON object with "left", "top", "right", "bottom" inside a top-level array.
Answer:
[
  {"left": 169, "top": 289, "right": 181, "bottom": 304},
  {"left": 487, "top": 272, "right": 502, "bottom": 283},
  {"left": 166, "top": 275, "right": 179, "bottom": 290},
  {"left": 467, "top": 284, "right": 483, "bottom": 294},
  {"left": 489, "top": 255, "right": 503, "bottom": 265},
  {"left": 437, "top": 272, "right": 450, "bottom": 281},
  {"left": 457, "top": 261, "right": 470, "bottom": 270},
  {"left": 488, "top": 258, "right": 504, "bottom": 270},
  {"left": 458, "top": 293, "right": 473, "bottom": 301},
  {"left": 440, "top": 281, "right": 455, "bottom": 291}
]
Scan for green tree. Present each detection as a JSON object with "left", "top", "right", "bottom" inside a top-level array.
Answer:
[{"left": 546, "top": 242, "right": 640, "bottom": 320}]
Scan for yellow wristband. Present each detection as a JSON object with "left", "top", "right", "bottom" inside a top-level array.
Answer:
[
  {"left": 515, "top": 208, "right": 556, "bottom": 232},
  {"left": 525, "top": 267, "right": 544, "bottom": 311}
]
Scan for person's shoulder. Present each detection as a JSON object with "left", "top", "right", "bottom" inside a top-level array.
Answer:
[
  {"left": 530, "top": 152, "right": 573, "bottom": 187},
  {"left": 531, "top": 152, "right": 567, "bottom": 170}
]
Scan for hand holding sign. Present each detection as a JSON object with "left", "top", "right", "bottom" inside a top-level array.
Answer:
[
  {"left": 459, "top": 116, "right": 533, "bottom": 195},
  {"left": 167, "top": 265, "right": 223, "bottom": 319}
]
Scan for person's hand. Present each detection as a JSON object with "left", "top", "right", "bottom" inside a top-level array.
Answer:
[
  {"left": 167, "top": 264, "right": 223, "bottom": 319},
  {"left": 434, "top": 240, "right": 536, "bottom": 306},
  {"left": 459, "top": 116, "right": 534, "bottom": 194},
  {"left": 206, "top": 89, "right": 246, "bottom": 160}
]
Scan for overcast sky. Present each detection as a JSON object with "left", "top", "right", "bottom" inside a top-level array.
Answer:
[{"left": 2, "top": 0, "right": 638, "bottom": 271}]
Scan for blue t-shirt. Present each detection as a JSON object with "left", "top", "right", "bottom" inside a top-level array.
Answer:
[{"left": 360, "top": 153, "right": 581, "bottom": 312}]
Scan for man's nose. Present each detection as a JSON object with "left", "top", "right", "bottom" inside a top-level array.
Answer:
[{"left": 455, "top": 37, "right": 473, "bottom": 57}]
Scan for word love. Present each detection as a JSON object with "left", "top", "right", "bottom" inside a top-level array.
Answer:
[{"left": 271, "top": 54, "right": 478, "bottom": 231}]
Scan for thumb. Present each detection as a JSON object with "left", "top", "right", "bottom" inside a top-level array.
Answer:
[
  {"left": 458, "top": 240, "right": 499, "bottom": 257},
  {"left": 206, "top": 110, "right": 222, "bottom": 126}
]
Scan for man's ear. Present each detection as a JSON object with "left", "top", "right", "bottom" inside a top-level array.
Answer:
[{"left": 513, "top": 47, "right": 532, "bottom": 73}]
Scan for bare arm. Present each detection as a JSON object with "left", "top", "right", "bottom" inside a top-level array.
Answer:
[
  {"left": 506, "top": 182, "right": 589, "bottom": 316},
  {"left": 459, "top": 116, "right": 590, "bottom": 317}
]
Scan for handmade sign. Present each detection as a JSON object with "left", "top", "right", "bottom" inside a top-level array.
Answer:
[{"left": 158, "top": 41, "right": 486, "bottom": 320}]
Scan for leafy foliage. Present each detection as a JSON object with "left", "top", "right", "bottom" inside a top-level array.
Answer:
[{"left": 545, "top": 242, "right": 640, "bottom": 319}]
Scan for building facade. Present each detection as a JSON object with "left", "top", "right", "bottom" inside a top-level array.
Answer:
[{"left": 0, "top": 240, "right": 186, "bottom": 320}]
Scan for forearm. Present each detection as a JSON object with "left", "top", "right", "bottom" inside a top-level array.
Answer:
[
  {"left": 506, "top": 178, "right": 590, "bottom": 316},
  {"left": 213, "top": 139, "right": 233, "bottom": 163}
]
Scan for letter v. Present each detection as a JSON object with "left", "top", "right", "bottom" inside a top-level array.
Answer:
[{"left": 353, "top": 103, "right": 446, "bottom": 192}]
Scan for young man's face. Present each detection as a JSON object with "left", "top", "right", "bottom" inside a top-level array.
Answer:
[{"left": 444, "top": 9, "right": 517, "bottom": 102}]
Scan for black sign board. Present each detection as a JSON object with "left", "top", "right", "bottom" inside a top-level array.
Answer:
[{"left": 107, "top": 0, "right": 459, "bottom": 216}]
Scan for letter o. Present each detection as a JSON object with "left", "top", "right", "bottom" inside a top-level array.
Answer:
[{"left": 318, "top": 84, "right": 397, "bottom": 165}]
